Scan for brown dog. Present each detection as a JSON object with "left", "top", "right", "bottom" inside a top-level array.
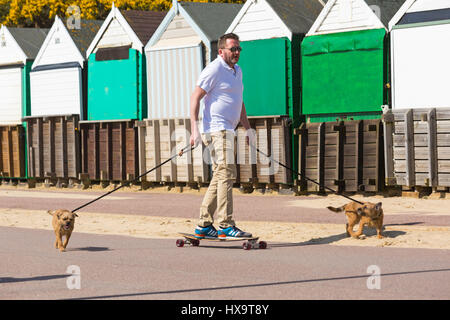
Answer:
[
  {"left": 48, "top": 209, "right": 78, "bottom": 252},
  {"left": 327, "top": 201, "right": 384, "bottom": 239}
]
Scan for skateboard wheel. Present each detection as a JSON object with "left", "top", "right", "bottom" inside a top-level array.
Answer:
[
  {"left": 176, "top": 239, "right": 185, "bottom": 247},
  {"left": 259, "top": 241, "right": 267, "bottom": 249},
  {"left": 243, "top": 242, "right": 251, "bottom": 250},
  {"left": 192, "top": 239, "right": 200, "bottom": 246}
]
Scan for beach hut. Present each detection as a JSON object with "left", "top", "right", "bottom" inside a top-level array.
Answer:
[
  {"left": 225, "top": 0, "right": 322, "bottom": 188},
  {"left": 85, "top": 5, "right": 166, "bottom": 121},
  {"left": 383, "top": 0, "right": 450, "bottom": 192},
  {"left": 24, "top": 18, "right": 101, "bottom": 184},
  {"left": 29, "top": 17, "right": 101, "bottom": 118},
  {"left": 226, "top": 0, "right": 322, "bottom": 119},
  {"left": 139, "top": 1, "right": 241, "bottom": 185},
  {"left": 389, "top": 0, "right": 450, "bottom": 110},
  {"left": 301, "top": 0, "right": 403, "bottom": 123},
  {"left": 0, "top": 26, "right": 48, "bottom": 179},
  {"left": 80, "top": 7, "right": 165, "bottom": 184},
  {"left": 0, "top": 26, "right": 48, "bottom": 125},
  {"left": 145, "top": 0, "right": 242, "bottom": 119},
  {"left": 296, "top": 0, "right": 403, "bottom": 194}
]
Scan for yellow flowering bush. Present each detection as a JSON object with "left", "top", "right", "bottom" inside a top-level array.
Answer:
[{"left": 0, "top": 0, "right": 244, "bottom": 27}]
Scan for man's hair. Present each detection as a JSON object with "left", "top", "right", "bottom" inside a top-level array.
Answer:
[{"left": 218, "top": 33, "right": 240, "bottom": 49}]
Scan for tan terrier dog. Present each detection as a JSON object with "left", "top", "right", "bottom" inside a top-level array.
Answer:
[
  {"left": 327, "top": 201, "right": 384, "bottom": 239},
  {"left": 48, "top": 209, "right": 78, "bottom": 252}
]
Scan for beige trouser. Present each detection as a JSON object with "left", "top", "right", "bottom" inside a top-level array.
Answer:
[{"left": 198, "top": 130, "right": 237, "bottom": 229}]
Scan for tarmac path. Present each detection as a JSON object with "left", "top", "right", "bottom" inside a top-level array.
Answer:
[
  {"left": 0, "top": 187, "right": 449, "bottom": 301},
  {"left": 1, "top": 226, "right": 449, "bottom": 300}
]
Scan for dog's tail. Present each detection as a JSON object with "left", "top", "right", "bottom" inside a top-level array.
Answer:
[{"left": 326, "top": 205, "right": 345, "bottom": 213}]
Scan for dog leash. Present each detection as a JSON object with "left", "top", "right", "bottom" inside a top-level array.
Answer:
[
  {"left": 252, "top": 144, "right": 365, "bottom": 205},
  {"left": 72, "top": 144, "right": 196, "bottom": 213}
]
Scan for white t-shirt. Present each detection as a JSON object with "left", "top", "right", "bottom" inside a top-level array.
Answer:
[{"left": 196, "top": 55, "right": 243, "bottom": 133}]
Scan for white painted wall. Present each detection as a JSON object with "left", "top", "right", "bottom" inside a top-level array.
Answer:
[
  {"left": 94, "top": 18, "right": 132, "bottom": 51},
  {"left": 147, "top": 44, "right": 203, "bottom": 119},
  {"left": 32, "top": 17, "right": 84, "bottom": 69},
  {"left": 391, "top": 23, "right": 450, "bottom": 109},
  {"left": 0, "top": 67, "right": 23, "bottom": 124},
  {"left": 30, "top": 67, "right": 82, "bottom": 116},
  {"left": 0, "top": 27, "right": 27, "bottom": 66},
  {"left": 308, "top": 0, "right": 384, "bottom": 36},
  {"left": 228, "top": 0, "right": 290, "bottom": 41},
  {"left": 408, "top": 0, "right": 450, "bottom": 13}
]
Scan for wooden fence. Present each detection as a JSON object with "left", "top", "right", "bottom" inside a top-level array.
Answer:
[
  {"left": 384, "top": 108, "right": 450, "bottom": 189},
  {"left": 79, "top": 120, "right": 138, "bottom": 182},
  {"left": 0, "top": 125, "right": 26, "bottom": 178},
  {"left": 295, "top": 119, "right": 384, "bottom": 193},
  {"left": 24, "top": 115, "right": 80, "bottom": 180},
  {"left": 137, "top": 119, "right": 210, "bottom": 184},
  {"left": 236, "top": 116, "right": 292, "bottom": 186}
]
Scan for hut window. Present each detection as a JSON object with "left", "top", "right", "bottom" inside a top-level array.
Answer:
[
  {"left": 55, "top": 37, "right": 60, "bottom": 44},
  {"left": 1, "top": 41, "right": 5, "bottom": 47},
  {"left": 95, "top": 45, "right": 131, "bottom": 61}
]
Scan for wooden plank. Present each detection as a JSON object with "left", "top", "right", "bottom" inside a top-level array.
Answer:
[
  {"left": 147, "top": 120, "right": 161, "bottom": 182},
  {"left": 0, "top": 128, "right": 3, "bottom": 174},
  {"left": 73, "top": 117, "right": 81, "bottom": 179},
  {"left": 120, "top": 122, "right": 126, "bottom": 180},
  {"left": 137, "top": 121, "right": 147, "bottom": 181},
  {"left": 61, "top": 117, "right": 68, "bottom": 178},
  {"left": 94, "top": 123, "right": 99, "bottom": 179},
  {"left": 49, "top": 118, "right": 55, "bottom": 176},
  {"left": 318, "top": 123, "right": 325, "bottom": 192},
  {"left": 375, "top": 120, "right": 383, "bottom": 191},
  {"left": 335, "top": 122, "right": 345, "bottom": 193},
  {"left": 26, "top": 122, "right": 33, "bottom": 177},
  {"left": 427, "top": 108, "right": 438, "bottom": 187},
  {"left": 356, "top": 120, "right": 364, "bottom": 190},
  {"left": 7, "top": 128, "right": 13, "bottom": 176},
  {"left": 297, "top": 123, "right": 307, "bottom": 190},
  {"left": 175, "top": 119, "right": 193, "bottom": 183},
  {"left": 37, "top": 118, "right": 44, "bottom": 177},
  {"left": 107, "top": 123, "right": 112, "bottom": 180},
  {"left": 404, "top": 109, "right": 415, "bottom": 187}
]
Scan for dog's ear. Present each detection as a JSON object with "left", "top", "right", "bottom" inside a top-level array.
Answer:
[
  {"left": 375, "top": 202, "right": 382, "bottom": 210},
  {"left": 48, "top": 210, "right": 54, "bottom": 216},
  {"left": 73, "top": 213, "right": 78, "bottom": 218},
  {"left": 357, "top": 207, "right": 365, "bottom": 216}
]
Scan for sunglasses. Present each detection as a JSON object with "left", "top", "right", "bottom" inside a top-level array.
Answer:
[{"left": 223, "top": 46, "right": 242, "bottom": 53}]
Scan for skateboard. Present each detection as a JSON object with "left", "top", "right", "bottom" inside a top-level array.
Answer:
[{"left": 176, "top": 233, "right": 267, "bottom": 250}]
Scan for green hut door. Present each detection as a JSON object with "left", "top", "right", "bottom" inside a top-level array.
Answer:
[
  {"left": 239, "top": 38, "right": 289, "bottom": 117},
  {"left": 301, "top": 29, "right": 386, "bottom": 121},
  {"left": 88, "top": 47, "right": 140, "bottom": 121}
]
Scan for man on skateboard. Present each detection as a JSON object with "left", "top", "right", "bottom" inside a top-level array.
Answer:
[{"left": 189, "top": 33, "right": 254, "bottom": 240}]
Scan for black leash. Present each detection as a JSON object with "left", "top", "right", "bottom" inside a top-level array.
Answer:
[
  {"left": 252, "top": 145, "right": 365, "bottom": 205},
  {"left": 72, "top": 144, "right": 196, "bottom": 213}
]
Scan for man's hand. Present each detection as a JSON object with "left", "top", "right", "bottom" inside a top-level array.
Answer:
[{"left": 190, "top": 127, "right": 201, "bottom": 147}]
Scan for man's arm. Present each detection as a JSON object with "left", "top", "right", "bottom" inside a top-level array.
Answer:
[
  {"left": 240, "top": 102, "right": 256, "bottom": 146},
  {"left": 190, "top": 86, "right": 207, "bottom": 146},
  {"left": 240, "top": 102, "right": 251, "bottom": 130}
]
